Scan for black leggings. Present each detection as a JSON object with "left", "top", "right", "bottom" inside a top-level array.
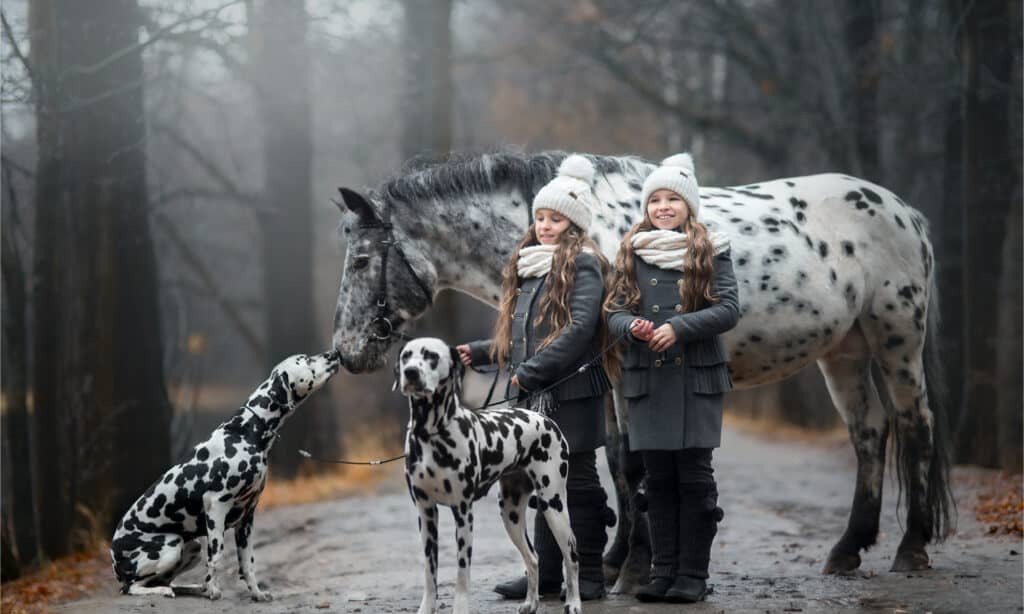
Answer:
[{"left": 642, "top": 448, "right": 715, "bottom": 488}]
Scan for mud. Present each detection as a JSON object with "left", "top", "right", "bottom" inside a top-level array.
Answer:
[{"left": 58, "top": 427, "right": 1022, "bottom": 613}]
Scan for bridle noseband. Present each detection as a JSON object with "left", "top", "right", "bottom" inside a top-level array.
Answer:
[{"left": 359, "top": 200, "right": 434, "bottom": 343}]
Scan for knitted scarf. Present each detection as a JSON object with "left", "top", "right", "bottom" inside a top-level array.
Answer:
[{"left": 630, "top": 229, "right": 730, "bottom": 272}]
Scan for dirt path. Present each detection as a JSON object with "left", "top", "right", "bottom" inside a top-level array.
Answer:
[{"left": 58, "top": 427, "right": 1022, "bottom": 613}]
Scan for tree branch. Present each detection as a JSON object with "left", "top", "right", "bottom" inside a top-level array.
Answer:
[{"left": 1, "top": 10, "right": 35, "bottom": 89}]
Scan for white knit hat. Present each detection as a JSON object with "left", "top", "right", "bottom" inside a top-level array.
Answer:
[
  {"left": 532, "top": 154, "right": 598, "bottom": 232},
  {"left": 640, "top": 153, "right": 700, "bottom": 218}
]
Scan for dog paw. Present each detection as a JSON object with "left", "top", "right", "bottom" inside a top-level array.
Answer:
[
  {"left": 158, "top": 587, "right": 176, "bottom": 598},
  {"left": 203, "top": 585, "right": 222, "bottom": 600},
  {"left": 250, "top": 590, "right": 274, "bottom": 602},
  {"left": 517, "top": 601, "right": 538, "bottom": 614}
]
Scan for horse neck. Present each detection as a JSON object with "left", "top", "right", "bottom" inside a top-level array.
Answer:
[{"left": 397, "top": 189, "right": 529, "bottom": 306}]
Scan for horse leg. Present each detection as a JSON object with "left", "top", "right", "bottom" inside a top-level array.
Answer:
[
  {"left": 602, "top": 394, "right": 629, "bottom": 584},
  {"left": 818, "top": 323, "right": 890, "bottom": 574},
  {"left": 603, "top": 389, "right": 650, "bottom": 594},
  {"left": 864, "top": 281, "right": 953, "bottom": 572}
]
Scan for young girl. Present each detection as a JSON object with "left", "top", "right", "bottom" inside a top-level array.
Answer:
[
  {"left": 604, "top": 153, "right": 740, "bottom": 603},
  {"left": 457, "top": 154, "right": 614, "bottom": 601}
]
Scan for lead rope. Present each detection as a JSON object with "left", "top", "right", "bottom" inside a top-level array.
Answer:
[{"left": 296, "top": 328, "right": 631, "bottom": 466}]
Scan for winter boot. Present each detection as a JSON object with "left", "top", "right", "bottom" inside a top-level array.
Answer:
[
  {"left": 494, "top": 513, "right": 562, "bottom": 599},
  {"left": 567, "top": 487, "right": 614, "bottom": 601},
  {"left": 634, "top": 474, "right": 679, "bottom": 602},
  {"left": 666, "top": 483, "right": 722, "bottom": 603}
]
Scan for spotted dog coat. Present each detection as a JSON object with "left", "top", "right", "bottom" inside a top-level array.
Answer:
[
  {"left": 110, "top": 351, "right": 340, "bottom": 600},
  {"left": 333, "top": 151, "right": 954, "bottom": 586},
  {"left": 398, "top": 338, "right": 581, "bottom": 614}
]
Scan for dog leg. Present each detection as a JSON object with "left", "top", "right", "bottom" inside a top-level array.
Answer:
[
  {"left": 499, "top": 477, "right": 539, "bottom": 614},
  {"left": 201, "top": 498, "right": 230, "bottom": 600},
  {"left": 451, "top": 504, "right": 474, "bottom": 614},
  {"left": 234, "top": 509, "right": 272, "bottom": 602},
  {"left": 541, "top": 497, "right": 581, "bottom": 614},
  {"left": 168, "top": 541, "right": 205, "bottom": 595},
  {"left": 416, "top": 504, "right": 439, "bottom": 614}
]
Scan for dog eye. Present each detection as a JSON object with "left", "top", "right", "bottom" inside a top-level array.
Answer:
[{"left": 351, "top": 255, "right": 370, "bottom": 270}]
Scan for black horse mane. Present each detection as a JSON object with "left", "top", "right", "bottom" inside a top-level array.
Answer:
[{"left": 375, "top": 149, "right": 651, "bottom": 207}]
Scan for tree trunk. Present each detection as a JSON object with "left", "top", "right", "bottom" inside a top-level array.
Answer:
[
  {"left": 30, "top": 0, "right": 172, "bottom": 557},
  {"left": 1, "top": 164, "right": 39, "bottom": 578},
  {"left": 252, "top": 0, "right": 340, "bottom": 478},
  {"left": 843, "top": 0, "right": 882, "bottom": 182},
  {"left": 996, "top": 193, "right": 1022, "bottom": 472},
  {"left": 953, "top": 0, "right": 1016, "bottom": 467}
]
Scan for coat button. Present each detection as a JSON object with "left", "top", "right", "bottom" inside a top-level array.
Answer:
[
  {"left": 650, "top": 278, "right": 659, "bottom": 286},
  {"left": 654, "top": 359, "right": 663, "bottom": 367},
  {"left": 651, "top": 305, "right": 660, "bottom": 313},
  {"left": 674, "top": 357, "right": 682, "bottom": 366},
  {"left": 675, "top": 304, "right": 683, "bottom": 313}
]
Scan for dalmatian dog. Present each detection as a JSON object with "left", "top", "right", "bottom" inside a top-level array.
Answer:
[
  {"left": 110, "top": 350, "right": 340, "bottom": 600},
  {"left": 397, "top": 337, "right": 581, "bottom": 614}
]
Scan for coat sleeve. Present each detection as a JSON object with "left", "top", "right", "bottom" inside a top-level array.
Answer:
[
  {"left": 666, "top": 250, "right": 741, "bottom": 344},
  {"left": 515, "top": 253, "right": 604, "bottom": 391},
  {"left": 466, "top": 339, "right": 495, "bottom": 367},
  {"left": 607, "top": 308, "right": 645, "bottom": 344}
]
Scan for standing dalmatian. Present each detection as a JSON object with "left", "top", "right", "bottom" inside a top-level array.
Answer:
[
  {"left": 457, "top": 154, "right": 615, "bottom": 602},
  {"left": 110, "top": 351, "right": 340, "bottom": 600},
  {"left": 398, "top": 337, "right": 582, "bottom": 614},
  {"left": 605, "top": 154, "right": 741, "bottom": 603}
]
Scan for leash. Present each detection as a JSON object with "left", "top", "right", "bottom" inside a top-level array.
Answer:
[{"left": 297, "top": 449, "right": 407, "bottom": 466}]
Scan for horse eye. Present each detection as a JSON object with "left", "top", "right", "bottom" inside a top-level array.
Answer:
[{"left": 352, "top": 255, "right": 370, "bottom": 270}]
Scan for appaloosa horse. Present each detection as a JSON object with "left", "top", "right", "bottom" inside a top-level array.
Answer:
[{"left": 330, "top": 151, "right": 953, "bottom": 591}]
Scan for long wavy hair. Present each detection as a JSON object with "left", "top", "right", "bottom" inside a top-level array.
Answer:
[
  {"left": 603, "top": 204, "right": 719, "bottom": 319},
  {"left": 490, "top": 223, "right": 618, "bottom": 374}
]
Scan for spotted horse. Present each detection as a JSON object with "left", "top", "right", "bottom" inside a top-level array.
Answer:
[
  {"left": 110, "top": 351, "right": 340, "bottom": 600},
  {"left": 397, "top": 337, "right": 581, "bottom": 614},
  {"left": 331, "top": 150, "right": 954, "bottom": 591}
]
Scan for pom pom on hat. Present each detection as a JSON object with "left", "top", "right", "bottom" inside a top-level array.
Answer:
[
  {"left": 557, "top": 154, "right": 596, "bottom": 184},
  {"left": 531, "top": 153, "right": 599, "bottom": 231},
  {"left": 641, "top": 152, "right": 702, "bottom": 219}
]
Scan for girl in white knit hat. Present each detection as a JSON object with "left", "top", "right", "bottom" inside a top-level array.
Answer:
[
  {"left": 604, "top": 153, "right": 741, "bottom": 603},
  {"left": 457, "top": 154, "right": 616, "bottom": 601}
]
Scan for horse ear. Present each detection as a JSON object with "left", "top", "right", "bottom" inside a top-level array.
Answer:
[{"left": 337, "top": 187, "right": 380, "bottom": 223}]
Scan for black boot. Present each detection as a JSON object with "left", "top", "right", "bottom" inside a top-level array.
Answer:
[
  {"left": 567, "top": 487, "right": 613, "bottom": 601},
  {"left": 666, "top": 483, "right": 722, "bottom": 604},
  {"left": 634, "top": 475, "right": 678, "bottom": 602},
  {"left": 494, "top": 514, "right": 563, "bottom": 599}
]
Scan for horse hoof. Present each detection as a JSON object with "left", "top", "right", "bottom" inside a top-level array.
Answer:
[
  {"left": 603, "top": 563, "right": 620, "bottom": 586},
  {"left": 822, "top": 549, "right": 861, "bottom": 574},
  {"left": 890, "top": 548, "right": 930, "bottom": 572}
]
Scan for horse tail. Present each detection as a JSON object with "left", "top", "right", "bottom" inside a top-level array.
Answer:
[{"left": 890, "top": 257, "right": 956, "bottom": 542}]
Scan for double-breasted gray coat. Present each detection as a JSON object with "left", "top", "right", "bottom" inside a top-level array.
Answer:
[
  {"left": 467, "top": 251, "right": 612, "bottom": 453},
  {"left": 607, "top": 250, "right": 740, "bottom": 451}
]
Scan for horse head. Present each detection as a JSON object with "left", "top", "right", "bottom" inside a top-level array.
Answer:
[{"left": 331, "top": 187, "right": 437, "bottom": 373}]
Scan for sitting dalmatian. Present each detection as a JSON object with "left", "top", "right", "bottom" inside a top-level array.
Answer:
[
  {"left": 110, "top": 350, "right": 340, "bottom": 600},
  {"left": 397, "top": 337, "right": 582, "bottom": 614}
]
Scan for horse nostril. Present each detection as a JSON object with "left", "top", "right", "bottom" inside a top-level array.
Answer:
[{"left": 403, "top": 367, "right": 420, "bottom": 382}]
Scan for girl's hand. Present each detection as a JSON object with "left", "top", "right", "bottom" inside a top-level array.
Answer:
[
  {"left": 511, "top": 375, "right": 527, "bottom": 391},
  {"left": 456, "top": 344, "right": 473, "bottom": 366},
  {"left": 630, "top": 318, "right": 654, "bottom": 341},
  {"left": 648, "top": 323, "right": 677, "bottom": 353}
]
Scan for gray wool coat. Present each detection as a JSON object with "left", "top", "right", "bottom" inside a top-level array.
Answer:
[
  {"left": 607, "top": 250, "right": 740, "bottom": 451},
  {"left": 467, "top": 252, "right": 612, "bottom": 453}
]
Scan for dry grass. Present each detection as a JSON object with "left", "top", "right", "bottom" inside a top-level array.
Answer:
[{"left": 0, "top": 421, "right": 403, "bottom": 614}]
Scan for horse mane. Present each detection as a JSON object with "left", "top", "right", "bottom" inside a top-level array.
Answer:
[{"left": 376, "top": 149, "right": 651, "bottom": 207}]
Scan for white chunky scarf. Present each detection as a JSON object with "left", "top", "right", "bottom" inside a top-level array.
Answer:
[
  {"left": 630, "top": 229, "right": 731, "bottom": 272},
  {"left": 517, "top": 245, "right": 596, "bottom": 278}
]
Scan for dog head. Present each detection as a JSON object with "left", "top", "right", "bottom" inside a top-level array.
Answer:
[
  {"left": 250, "top": 350, "right": 341, "bottom": 417},
  {"left": 396, "top": 337, "right": 462, "bottom": 399}
]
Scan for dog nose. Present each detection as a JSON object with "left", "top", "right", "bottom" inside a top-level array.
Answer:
[{"left": 403, "top": 367, "right": 420, "bottom": 382}]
